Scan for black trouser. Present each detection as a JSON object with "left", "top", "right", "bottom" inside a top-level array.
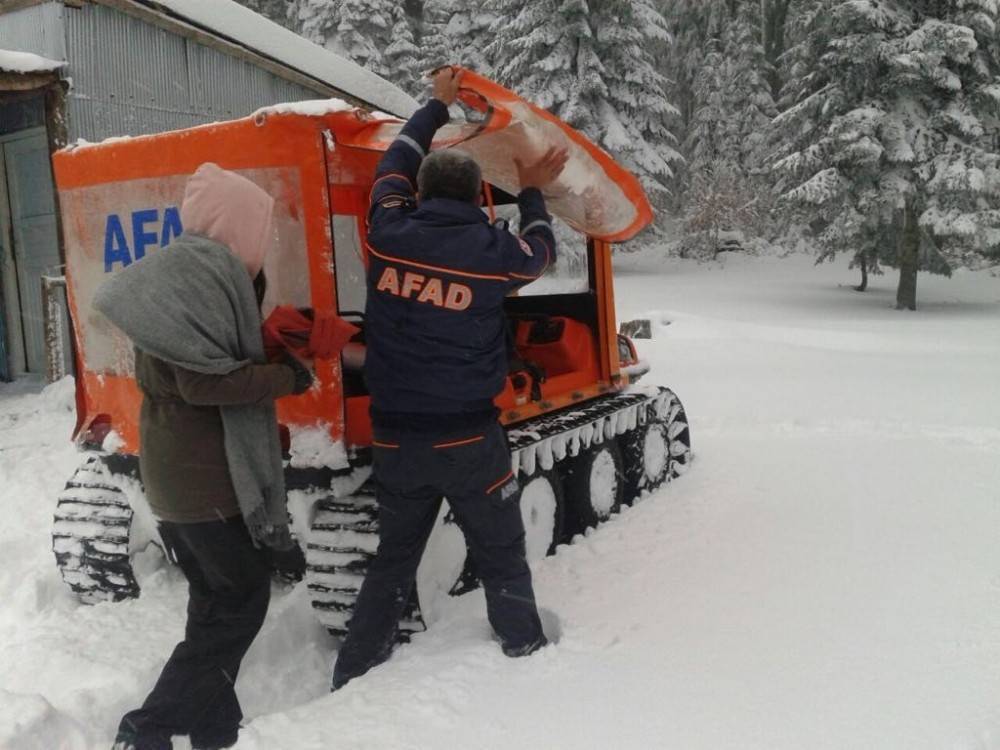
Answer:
[
  {"left": 333, "top": 420, "right": 543, "bottom": 687},
  {"left": 117, "top": 516, "right": 270, "bottom": 750}
]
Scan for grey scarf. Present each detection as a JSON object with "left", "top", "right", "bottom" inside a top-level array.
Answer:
[{"left": 93, "top": 233, "right": 287, "bottom": 542}]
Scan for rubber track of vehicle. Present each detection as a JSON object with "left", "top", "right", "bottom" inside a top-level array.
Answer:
[
  {"left": 51, "top": 455, "right": 139, "bottom": 603},
  {"left": 304, "top": 487, "right": 424, "bottom": 639},
  {"left": 507, "top": 386, "right": 690, "bottom": 479}
]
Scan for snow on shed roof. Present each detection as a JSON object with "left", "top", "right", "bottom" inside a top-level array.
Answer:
[
  {"left": 0, "top": 49, "right": 65, "bottom": 74},
  {"left": 131, "top": 0, "right": 419, "bottom": 118}
]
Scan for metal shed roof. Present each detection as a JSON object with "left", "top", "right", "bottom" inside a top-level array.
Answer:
[
  {"left": 1, "top": 1, "right": 420, "bottom": 117},
  {"left": 126, "top": 0, "right": 419, "bottom": 117}
]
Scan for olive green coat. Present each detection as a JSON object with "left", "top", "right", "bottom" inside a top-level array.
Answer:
[{"left": 135, "top": 350, "right": 295, "bottom": 524}]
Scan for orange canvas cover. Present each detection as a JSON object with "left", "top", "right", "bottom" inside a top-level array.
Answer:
[{"left": 337, "top": 69, "right": 653, "bottom": 243}]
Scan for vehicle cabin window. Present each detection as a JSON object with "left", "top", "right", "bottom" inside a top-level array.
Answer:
[
  {"left": 488, "top": 207, "right": 590, "bottom": 296},
  {"left": 333, "top": 215, "right": 367, "bottom": 314}
]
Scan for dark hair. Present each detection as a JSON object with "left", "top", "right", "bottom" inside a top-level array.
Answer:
[
  {"left": 253, "top": 270, "right": 267, "bottom": 309},
  {"left": 417, "top": 150, "right": 482, "bottom": 203}
]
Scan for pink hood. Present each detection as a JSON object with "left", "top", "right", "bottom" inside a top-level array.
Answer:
[{"left": 180, "top": 163, "right": 275, "bottom": 278}]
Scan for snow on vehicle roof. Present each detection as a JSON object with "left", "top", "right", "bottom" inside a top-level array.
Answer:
[
  {"left": 131, "top": 0, "right": 418, "bottom": 118},
  {"left": 253, "top": 98, "right": 356, "bottom": 118},
  {"left": 0, "top": 48, "right": 65, "bottom": 74}
]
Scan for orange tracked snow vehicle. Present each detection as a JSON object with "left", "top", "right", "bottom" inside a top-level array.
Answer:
[{"left": 50, "top": 70, "right": 691, "bottom": 635}]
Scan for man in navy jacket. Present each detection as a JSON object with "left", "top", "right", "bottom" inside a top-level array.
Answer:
[{"left": 333, "top": 68, "right": 568, "bottom": 689}]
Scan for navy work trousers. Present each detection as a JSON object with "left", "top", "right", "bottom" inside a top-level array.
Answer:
[
  {"left": 333, "top": 420, "right": 544, "bottom": 687},
  {"left": 117, "top": 517, "right": 270, "bottom": 750}
]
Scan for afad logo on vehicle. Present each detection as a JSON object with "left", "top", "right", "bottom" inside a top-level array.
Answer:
[{"left": 103, "top": 207, "right": 183, "bottom": 272}]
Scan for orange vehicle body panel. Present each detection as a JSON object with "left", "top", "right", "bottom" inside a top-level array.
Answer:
[
  {"left": 53, "top": 75, "right": 650, "bottom": 458},
  {"left": 56, "top": 113, "right": 351, "bottom": 454}
]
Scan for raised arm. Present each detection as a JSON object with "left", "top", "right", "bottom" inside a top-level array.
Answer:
[
  {"left": 500, "top": 146, "right": 570, "bottom": 285},
  {"left": 369, "top": 68, "right": 462, "bottom": 229}
]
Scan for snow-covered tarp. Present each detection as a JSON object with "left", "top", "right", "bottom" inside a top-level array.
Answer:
[
  {"left": 0, "top": 49, "right": 65, "bottom": 74},
  {"left": 252, "top": 98, "right": 357, "bottom": 119},
  {"left": 132, "top": 0, "right": 418, "bottom": 118}
]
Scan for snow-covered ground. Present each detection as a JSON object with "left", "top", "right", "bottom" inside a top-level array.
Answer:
[{"left": 2, "top": 252, "right": 999, "bottom": 750}]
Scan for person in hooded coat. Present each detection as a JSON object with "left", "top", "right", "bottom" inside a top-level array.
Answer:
[{"left": 97, "top": 164, "right": 312, "bottom": 750}]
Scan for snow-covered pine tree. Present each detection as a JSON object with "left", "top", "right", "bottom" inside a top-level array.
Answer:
[
  {"left": 417, "top": 0, "right": 457, "bottom": 74},
  {"left": 761, "top": 0, "right": 796, "bottom": 99},
  {"left": 660, "top": 0, "right": 727, "bottom": 145},
  {"left": 662, "top": 0, "right": 776, "bottom": 255},
  {"left": 663, "top": 0, "right": 779, "bottom": 172},
  {"left": 287, "top": 0, "right": 396, "bottom": 78},
  {"left": 412, "top": 0, "right": 496, "bottom": 86},
  {"left": 724, "top": 4, "right": 778, "bottom": 174},
  {"left": 774, "top": 0, "right": 1000, "bottom": 309},
  {"left": 239, "top": 0, "right": 295, "bottom": 30},
  {"left": 447, "top": 6, "right": 498, "bottom": 75},
  {"left": 679, "top": 32, "right": 738, "bottom": 257},
  {"left": 488, "top": 0, "right": 681, "bottom": 241},
  {"left": 383, "top": 8, "right": 422, "bottom": 96},
  {"left": 683, "top": 33, "right": 729, "bottom": 175}
]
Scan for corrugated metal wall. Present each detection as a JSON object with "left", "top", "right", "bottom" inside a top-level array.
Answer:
[
  {"left": 63, "top": 2, "right": 325, "bottom": 142},
  {"left": 0, "top": 2, "right": 66, "bottom": 61}
]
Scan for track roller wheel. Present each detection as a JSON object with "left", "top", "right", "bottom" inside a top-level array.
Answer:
[
  {"left": 665, "top": 398, "right": 693, "bottom": 480},
  {"left": 621, "top": 390, "right": 692, "bottom": 501},
  {"left": 621, "top": 418, "right": 669, "bottom": 502},
  {"left": 518, "top": 467, "right": 566, "bottom": 563},
  {"left": 563, "top": 440, "right": 624, "bottom": 533}
]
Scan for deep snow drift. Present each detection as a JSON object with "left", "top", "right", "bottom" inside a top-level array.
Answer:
[{"left": 1, "top": 252, "right": 999, "bottom": 749}]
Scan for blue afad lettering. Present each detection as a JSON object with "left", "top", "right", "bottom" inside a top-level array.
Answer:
[{"left": 103, "top": 207, "right": 183, "bottom": 272}]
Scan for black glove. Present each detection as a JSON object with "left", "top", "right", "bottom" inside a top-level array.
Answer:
[
  {"left": 267, "top": 540, "right": 307, "bottom": 583},
  {"left": 281, "top": 353, "right": 314, "bottom": 395},
  {"left": 259, "top": 522, "right": 295, "bottom": 551}
]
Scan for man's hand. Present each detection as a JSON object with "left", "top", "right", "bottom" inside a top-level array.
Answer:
[
  {"left": 514, "top": 146, "right": 570, "bottom": 191},
  {"left": 430, "top": 66, "right": 462, "bottom": 107}
]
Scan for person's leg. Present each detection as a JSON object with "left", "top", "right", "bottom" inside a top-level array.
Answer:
[
  {"left": 333, "top": 444, "right": 442, "bottom": 689},
  {"left": 441, "top": 423, "right": 546, "bottom": 655},
  {"left": 115, "top": 522, "right": 197, "bottom": 750},
  {"left": 184, "top": 517, "right": 270, "bottom": 748},
  {"left": 116, "top": 517, "right": 270, "bottom": 749}
]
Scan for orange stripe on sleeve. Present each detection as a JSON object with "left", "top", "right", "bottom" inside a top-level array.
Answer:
[
  {"left": 369, "top": 173, "right": 415, "bottom": 205},
  {"left": 509, "top": 236, "right": 552, "bottom": 281}
]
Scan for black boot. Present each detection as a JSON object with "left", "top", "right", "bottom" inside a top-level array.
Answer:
[
  {"left": 192, "top": 728, "right": 239, "bottom": 750},
  {"left": 111, "top": 729, "right": 170, "bottom": 750},
  {"left": 501, "top": 633, "right": 548, "bottom": 658}
]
